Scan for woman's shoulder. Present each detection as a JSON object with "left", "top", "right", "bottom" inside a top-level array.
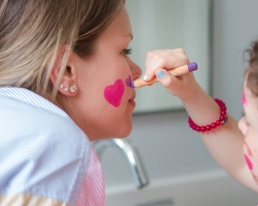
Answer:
[
  {"left": 0, "top": 87, "right": 68, "bottom": 117},
  {"left": 0, "top": 87, "right": 91, "bottom": 205},
  {"left": 0, "top": 87, "right": 85, "bottom": 141}
]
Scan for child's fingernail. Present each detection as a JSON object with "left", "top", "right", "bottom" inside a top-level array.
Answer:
[
  {"left": 143, "top": 74, "right": 148, "bottom": 80},
  {"left": 156, "top": 71, "right": 164, "bottom": 79}
]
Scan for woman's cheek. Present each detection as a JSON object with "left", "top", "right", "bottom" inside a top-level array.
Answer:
[
  {"left": 104, "top": 79, "right": 125, "bottom": 107},
  {"left": 103, "top": 75, "right": 133, "bottom": 107}
]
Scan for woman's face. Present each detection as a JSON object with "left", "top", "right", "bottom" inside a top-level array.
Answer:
[
  {"left": 238, "top": 79, "right": 258, "bottom": 184},
  {"left": 69, "top": 6, "right": 141, "bottom": 141}
]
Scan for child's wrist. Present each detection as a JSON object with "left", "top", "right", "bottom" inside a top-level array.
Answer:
[
  {"left": 188, "top": 98, "right": 227, "bottom": 132},
  {"left": 180, "top": 80, "right": 203, "bottom": 103}
]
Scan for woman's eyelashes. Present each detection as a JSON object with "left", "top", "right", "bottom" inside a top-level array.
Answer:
[{"left": 122, "top": 48, "right": 132, "bottom": 56}]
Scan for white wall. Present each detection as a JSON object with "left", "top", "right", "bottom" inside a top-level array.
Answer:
[
  {"left": 127, "top": 0, "right": 211, "bottom": 113},
  {"left": 100, "top": 0, "right": 258, "bottom": 193}
]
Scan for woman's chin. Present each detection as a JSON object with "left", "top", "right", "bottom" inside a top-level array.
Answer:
[
  {"left": 91, "top": 125, "right": 132, "bottom": 141},
  {"left": 112, "top": 123, "right": 133, "bottom": 139}
]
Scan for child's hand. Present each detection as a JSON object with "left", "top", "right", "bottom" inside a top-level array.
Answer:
[{"left": 143, "top": 49, "right": 199, "bottom": 100}]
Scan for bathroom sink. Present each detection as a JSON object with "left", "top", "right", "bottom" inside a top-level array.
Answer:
[{"left": 105, "top": 170, "right": 258, "bottom": 206}]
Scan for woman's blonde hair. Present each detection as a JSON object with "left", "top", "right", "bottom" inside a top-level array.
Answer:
[{"left": 0, "top": 0, "right": 125, "bottom": 99}]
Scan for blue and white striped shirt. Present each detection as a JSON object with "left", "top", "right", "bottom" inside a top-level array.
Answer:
[{"left": 0, "top": 87, "right": 103, "bottom": 205}]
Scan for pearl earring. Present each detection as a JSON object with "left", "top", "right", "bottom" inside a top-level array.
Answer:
[
  {"left": 69, "top": 85, "right": 77, "bottom": 93},
  {"left": 60, "top": 84, "right": 68, "bottom": 91}
]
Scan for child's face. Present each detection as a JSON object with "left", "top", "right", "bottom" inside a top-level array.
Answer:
[
  {"left": 238, "top": 80, "right": 258, "bottom": 184},
  {"left": 69, "top": 6, "right": 142, "bottom": 141}
]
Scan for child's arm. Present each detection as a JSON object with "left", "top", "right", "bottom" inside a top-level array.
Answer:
[
  {"left": 181, "top": 84, "right": 258, "bottom": 192},
  {"left": 141, "top": 49, "right": 258, "bottom": 192}
]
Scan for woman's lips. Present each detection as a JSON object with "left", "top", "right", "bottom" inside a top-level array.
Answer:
[
  {"left": 129, "top": 99, "right": 136, "bottom": 107},
  {"left": 128, "top": 94, "right": 136, "bottom": 107}
]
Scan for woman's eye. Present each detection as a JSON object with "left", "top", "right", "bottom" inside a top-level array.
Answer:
[{"left": 122, "top": 48, "right": 132, "bottom": 55}]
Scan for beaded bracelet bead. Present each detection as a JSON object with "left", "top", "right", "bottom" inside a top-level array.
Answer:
[{"left": 188, "top": 98, "right": 228, "bottom": 132}]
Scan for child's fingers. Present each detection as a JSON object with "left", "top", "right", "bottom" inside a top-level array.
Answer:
[
  {"left": 142, "top": 49, "right": 189, "bottom": 81},
  {"left": 155, "top": 68, "right": 196, "bottom": 98},
  {"left": 155, "top": 69, "right": 174, "bottom": 87}
]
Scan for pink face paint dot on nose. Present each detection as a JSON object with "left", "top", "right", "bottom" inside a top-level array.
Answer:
[
  {"left": 244, "top": 154, "right": 253, "bottom": 170},
  {"left": 104, "top": 79, "right": 125, "bottom": 107}
]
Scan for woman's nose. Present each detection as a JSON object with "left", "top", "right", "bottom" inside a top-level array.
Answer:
[{"left": 128, "top": 58, "right": 142, "bottom": 80}]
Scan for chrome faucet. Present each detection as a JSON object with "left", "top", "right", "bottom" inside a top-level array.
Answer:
[{"left": 93, "top": 138, "right": 149, "bottom": 189}]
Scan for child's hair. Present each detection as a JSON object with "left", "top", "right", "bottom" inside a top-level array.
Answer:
[
  {"left": 0, "top": 0, "right": 125, "bottom": 99},
  {"left": 244, "top": 40, "right": 258, "bottom": 96}
]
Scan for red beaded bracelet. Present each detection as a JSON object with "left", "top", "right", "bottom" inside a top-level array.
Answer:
[{"left": 188, "top": 98, "right": 228, "bottom": 132}]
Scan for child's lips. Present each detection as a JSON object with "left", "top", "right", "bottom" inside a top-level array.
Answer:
[
  {"left": 253, "top": 175, "right": 258, "bottom": 185},
  {"left": 244, "top": 141, "right": 252, "bottom": 156}
]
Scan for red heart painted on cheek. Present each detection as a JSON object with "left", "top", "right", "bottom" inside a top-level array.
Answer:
[{"left": 104, "top": 79, "right": 125, "bottom": 107}]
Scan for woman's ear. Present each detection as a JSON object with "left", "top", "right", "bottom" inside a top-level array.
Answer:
[{"left": 50, "top": 47, "right": 78, "bottom": 96}]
